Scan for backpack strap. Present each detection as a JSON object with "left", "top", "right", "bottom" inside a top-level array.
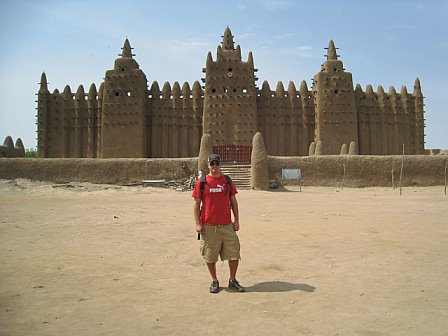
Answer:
[
  {"left": 199, "top": 174, "right": 206, "bottom": 200},
  {"left": 197, "top": 174, "right": 207, "bottom": 240},
  {"left": 224, "top": 174, "right": 233, "bottom": 208},
  {"left": 224, "top": 174, "right": 232, "bottom": 198}
]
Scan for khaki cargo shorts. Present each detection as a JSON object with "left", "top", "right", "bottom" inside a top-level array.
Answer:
[{"left": 200, "top": 224, "right": 241, "bottom": 263}]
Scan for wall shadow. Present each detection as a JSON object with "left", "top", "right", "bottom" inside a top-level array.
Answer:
[
  {"left": 270, "top": 185, "right": 302, "bottom": 192},
  {"left": 245, "top": 281, "right": 315, "bottom": 293}
]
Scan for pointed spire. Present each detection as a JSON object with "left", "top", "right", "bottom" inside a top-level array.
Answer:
[
  {"left": 309, "top": 142, "right": 316, "bottom": 156},
  {"left": 287, "top": 81, "right": 297, "bottom": 96},
  {"left": 366, "top": 85, "right": 374, "bottom": 96},
  {"left": 355, "top": 84, "right": 363, "bottom": 98},
  {"left": 88, "top": 83, "right": 97, "bottom": 99},
  {"left": 182, "top": 82, "right": 192, "bottom": 96},
  {"left": 206, "top": 51, "right": 213, "bottom": 65},
  {"left": 400, "top": 85, "right": 408, "bottom": 96},
  {"left": 299, "top": 80, "right": 309, "bottom": 94},
  {"left": 248, "top": 51, "right": 254, "bottom": 67},
  {"left": 222, "top": 26, "right": 235, "bottom": 50},
  {"left": 349, "top": 141, "right": 358, "bottom": 155},
  {"left": 121, "top": 38, "right": 133, "bottom": 58},
  {"left": 15, "top": 138, "right": 25, "bottom": 153},
  {"left": 414, "top": 77, "right": 421, "bottom": 89},
  {"left": 63, "top": 85, "right": 72, "bottom": 99},
  {"left": 76, "top": 85, "right": 85, "bottom": 99},
  {"left": 150, "top": 81, "right": 161, "bottom": 96},
  {"left": 326, "top": 40, "right": 338, "bottom": 61},
  {"left": 192, "top": 81, "right": 202, "bottom": 96},
  {"left": 172, "top": 81, "right": 181, "bottom": 97},
  {"left": 98, "top": 82, "right": 105, "bottom": 99},
  {"left": 275, "top": 81, "right": 285, "bottom": 96},
  {"left": 236, "top": 45, "right": 241, "bottom": 59},
  {"left": 414, "top": 77, "right": 423, "bottom": 97},
  {"left": 261, "top": 80, "right": 271, "bottom": 93},
  {"left": 3, "top": 136, "right": 13, "bottom": 148},
  {"left": 162, "top": 82, "right": 172, "bottom": 99},
  {"left": 39, "top": 72, "right": 48, "bottom": 93}
]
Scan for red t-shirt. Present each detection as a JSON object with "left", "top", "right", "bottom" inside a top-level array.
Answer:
[{"left": 192, "top": 174, "right": 237, "bottom": 225}]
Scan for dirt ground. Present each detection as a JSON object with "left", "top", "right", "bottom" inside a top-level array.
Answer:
[{"left": 0, "top": 179, "right": 447, "bottom": 336}]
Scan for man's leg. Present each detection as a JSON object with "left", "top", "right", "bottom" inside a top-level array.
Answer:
[
  {"left": 229, "top": 259, "right": 238, "bottom": 279},
  {"left": 207, "top": 262, "right": 217, "bottom": 280},
  {"left": 228, "top": 259, "right": 244, "bottom": 292},
  {"left": 207, "top": 262, "right": 220, "bottom": 293}
]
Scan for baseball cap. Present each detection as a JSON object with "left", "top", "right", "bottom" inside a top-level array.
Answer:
[{"left": 208, "top": 153, "right": 221, "bottom": 163}]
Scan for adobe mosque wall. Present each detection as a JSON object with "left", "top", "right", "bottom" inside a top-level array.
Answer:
[
  {"left": 268, "top": 155, "right": 446, "bottom": 188},
  {"left": 36, "top": 27, "right": 425, "bottom": 159},
  {"left": 0, "top": 158, "right": 197, "bottom": 185},
  {"left": 0, "top": 156, "right": 446, "bottom": 187}
]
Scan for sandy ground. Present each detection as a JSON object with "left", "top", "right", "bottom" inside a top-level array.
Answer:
[{"left": 0, "top": 179, "right": 447, "bottom": 336}]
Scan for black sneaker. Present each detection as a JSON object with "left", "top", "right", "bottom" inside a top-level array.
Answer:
[
  {"left": 228, "top": 278, "right": 245, "bottom": 292},
  {"left": 209, "top": 280, "right": 220, "bottom": 293}
]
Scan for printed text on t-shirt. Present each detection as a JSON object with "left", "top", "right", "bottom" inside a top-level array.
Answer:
[{"left": 210, "top": 184, "right": 225, "bottom": 193}]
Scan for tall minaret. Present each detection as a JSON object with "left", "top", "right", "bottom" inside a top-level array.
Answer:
[
  {"left": 312, "top": 40, "right": 358, "bottom": 154},
  {"left": 202, "top": 27, "right": 258, "bottom": 151},
  {"left": 100, "top": 39, "right": 148, "bottom": 158},
  {"left": 413, "top": 78, "right": 425, "bottom": 154},
  {"left": 37, "top": 72, "right": 49, "bottom": 158}
]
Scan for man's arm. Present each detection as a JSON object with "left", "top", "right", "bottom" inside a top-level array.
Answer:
[
  {"left": 230, "top": 195, "right": 239, "bottom": 231},
  {"left": 193, "top": 198, "right": 203, "bottom": 234}
]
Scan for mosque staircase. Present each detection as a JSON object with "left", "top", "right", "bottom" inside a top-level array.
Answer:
[{"left": 220, "top": 164, "right": 252, "bottom": 190}]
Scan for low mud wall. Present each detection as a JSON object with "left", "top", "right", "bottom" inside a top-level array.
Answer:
[
  {"left": 269, "top": 155, "right": 447, "bottom": 187},
  {"left": 0, "top": 156, "right": 446, "bottom": 187},
  {"left": 0, "top": 158, "right": 198, "bottom": 185}
]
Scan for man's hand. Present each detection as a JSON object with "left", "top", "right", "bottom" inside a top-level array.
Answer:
[
  {"left": 195, "top": 224, "right": 203, "bottom": 234},
  {"left": 232, "top": 221, "right": 240, "bottom": 231}
]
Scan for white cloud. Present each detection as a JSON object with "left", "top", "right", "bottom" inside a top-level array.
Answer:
[
  {"left": 246, "top": 23, "right": 264, "bottom": 30},
  {"left": 279, "top": 45, "right": 313, "bottom": 57},
  {"left": 263, "top": 0, "right": 294, "bottom": 11},
  {"left": 275, "top": 33, "right": 294, "bottom": 40},
  {"left": 176, "top": 37, "right": 215, "bottom": 53},
  {"left": 238, "top": 32, "right": 257, "bottom": 40}
]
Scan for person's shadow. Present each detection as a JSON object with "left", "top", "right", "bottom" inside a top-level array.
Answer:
[{"left": 244, "top": 281, "right": 316, "bottom": 293}]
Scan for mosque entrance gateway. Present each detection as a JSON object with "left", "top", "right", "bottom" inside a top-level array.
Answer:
[{"left": 213, "top": 145, "right": 252, "bottom": 164}]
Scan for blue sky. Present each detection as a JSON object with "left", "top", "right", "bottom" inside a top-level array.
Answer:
[{"left": 1, "top": 0, "right": 447, "bottom": 150}]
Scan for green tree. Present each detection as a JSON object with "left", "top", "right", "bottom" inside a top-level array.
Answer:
[{"left": 25, "top": 148, "right": 38, "bottom": 158}]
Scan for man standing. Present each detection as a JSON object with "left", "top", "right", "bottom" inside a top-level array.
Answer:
[{"left": 192, "top": 154, "right": 244, "bottom": 293}]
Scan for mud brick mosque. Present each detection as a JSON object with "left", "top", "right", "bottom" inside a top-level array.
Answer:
[{"left": 37, "top": 27, "right": 425, "bottom": 161}]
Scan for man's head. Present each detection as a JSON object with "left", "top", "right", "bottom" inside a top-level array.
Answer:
[{"left": 208, "top": 154, "right": 221, "bottom": 174}]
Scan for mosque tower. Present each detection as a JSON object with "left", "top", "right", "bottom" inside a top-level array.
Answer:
[
  {"left": 202, "top": 27, "right": 258, "bottom": 162},
  {"left": 312, "top": 40, "right": 358, "bottom": 154},
  {"left": 413, "top": 78, "right": 425, "bottom": 154},
  {"left": 37, "top": 72, "right": 50, "bottom": 158},
  {"left": 100, "top": 39, "right": 149, "bottom": 158}
]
